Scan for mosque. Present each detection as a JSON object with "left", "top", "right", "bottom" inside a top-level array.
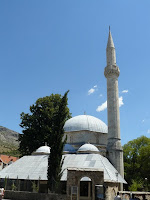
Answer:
[{"left": 0, "top": 30, "right": 126, "bottom": 200}]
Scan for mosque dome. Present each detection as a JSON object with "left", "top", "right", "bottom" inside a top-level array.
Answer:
[
  {"left": 77, "top": 143, "right": 99, "bottom": 154},
  {"left": 33, "top": 145, "right": 51, "bottom": 155},
  {"left": 64, "top": 115, "right": 108, "bottom": 133}
]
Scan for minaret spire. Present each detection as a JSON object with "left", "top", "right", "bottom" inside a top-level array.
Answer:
[
  {"left": 104, "top": 29, "right": 124, "bottom": 190},
  {"left": 107, "top": 27, "right": 115, "bottom": 49},
  {"left": 106, "top": 28, "right": 116, "bottom": 66}
]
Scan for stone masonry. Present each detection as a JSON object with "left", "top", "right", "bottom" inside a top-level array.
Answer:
[
  {"left": 66, "top": 168, "right": 104, "bottom": 200},
  {"left": 104, "top": 30, "right": 124, "bottom": 187}
]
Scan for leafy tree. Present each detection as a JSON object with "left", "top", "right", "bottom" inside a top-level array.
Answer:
[
  {"left": 128, "top": 179, "right": 143, "bottom": 191},
  {"left": 47, "top": 91, "right": 69, "bottom": 192},
  {"left": 123, "top": 136, "right": 150, "bottom": 191},
  {"left": 19, "top": 91, "right": 71, "bottom": 156},
  {"left": 127, "top": 179, "right": 144, "bottom": 192}
]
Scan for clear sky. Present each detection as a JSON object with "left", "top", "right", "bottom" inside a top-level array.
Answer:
[{"left": 0, "top": 0, "right": 150, "bottom": 145}]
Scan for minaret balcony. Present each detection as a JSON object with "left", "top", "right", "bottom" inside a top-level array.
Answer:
[{"left": 104, "top": 65, "right": 120, "bottom": 78}]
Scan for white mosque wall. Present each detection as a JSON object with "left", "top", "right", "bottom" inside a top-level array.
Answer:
[{"left": 63, "top": 130, "right": 107, "bottom": 153}]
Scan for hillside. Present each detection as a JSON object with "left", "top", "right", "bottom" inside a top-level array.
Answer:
[{"left": 0, "top": 126, "right": 20, "bottom": 156}]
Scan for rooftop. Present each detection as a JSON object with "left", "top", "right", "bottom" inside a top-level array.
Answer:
[
  {"left": 64, "top": 115, "right": 108, "bottom": 133},
  {"left": 77, "top": 143, "right": 99, "bottom": 154},
  {"left": 32, "top": 145, "right": 50, "bottom": 155},
  {"left": 0, "top": 153, "right": 126, "bottom": 184}
]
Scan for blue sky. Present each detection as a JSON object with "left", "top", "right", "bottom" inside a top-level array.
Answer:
[{"left": 0, "top": 0, "right": 150, "bottom": 145}]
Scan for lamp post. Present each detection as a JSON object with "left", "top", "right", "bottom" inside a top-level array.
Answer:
[
  {"left": 115, "top": 172, "right": 119, "bottom": 191},
  {"left": 115, "top": 172, "right": 118, "bottom": 182},
  {"left": 145, "top": 178, "right": 148, "bottom": 191}
]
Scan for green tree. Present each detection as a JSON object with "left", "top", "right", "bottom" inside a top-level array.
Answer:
[
  {"left": 128, "top": 180, "right": 143, "bottom": 191},
  {"left": 19, "top": 92, "right": 71, "bottom": 156},
  {"left": 47, "top": 91, "right": 69, "bottom": 192},
  {"left": 123, "top": 136, "right": 150, "bottom": 191}
]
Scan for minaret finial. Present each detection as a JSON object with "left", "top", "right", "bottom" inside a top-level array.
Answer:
[{"left": 109, "top": 26, "right": 110, "bottom": 32}]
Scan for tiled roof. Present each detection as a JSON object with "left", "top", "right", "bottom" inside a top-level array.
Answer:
[
  {"left": 0, "top": 155, "right": 18, "bottom": 164},
  {"left": 0, "top": 154, "right": 126, "bottom": 184}
]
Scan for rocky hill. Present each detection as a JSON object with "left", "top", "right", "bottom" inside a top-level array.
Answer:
[{"left": 0, "top": 126, "right": 20, "bottom": 155}]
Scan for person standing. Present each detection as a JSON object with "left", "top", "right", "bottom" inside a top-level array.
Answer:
[{"left": 114, "top": 192, "right": 122, "bottom": 200}]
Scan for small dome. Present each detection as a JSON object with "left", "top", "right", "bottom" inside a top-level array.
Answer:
[
  {"left": 78, "top": 144, "right": 99, "bottom": 154},
  {"left": 64, "top": 115, "right": 107, "bottom": 133},
  {"left": 63, "top": 144, "right": 76, "bottom": 153},
  {"left": 33, "top": 145, "right": 50, "bottom": 155}
]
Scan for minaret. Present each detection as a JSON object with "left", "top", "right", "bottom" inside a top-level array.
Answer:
[{"left": 104, "top": 28, "right": 124, "bottom": 181}]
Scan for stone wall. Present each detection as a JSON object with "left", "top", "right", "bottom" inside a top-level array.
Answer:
[
  {"left": 67, "top": 168, "right": 104, "bottom": 200},
  {"left": 5, "top": 189, "right": 150, "bottom": 200},
  {"left": 119, "top": 191, "right": 150, "bottom": 200},
  {"left": 4, "top": 190, "right": 66, "bottom": 200},
  {"left": 104, "top": 185, "right": 150, "bottom": 200},
  {"left": 104, "top": 182, "right": 119, "bottom": 200},
  {"left": 64, "top": 130, "right": 107, "bottom": 153}
]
